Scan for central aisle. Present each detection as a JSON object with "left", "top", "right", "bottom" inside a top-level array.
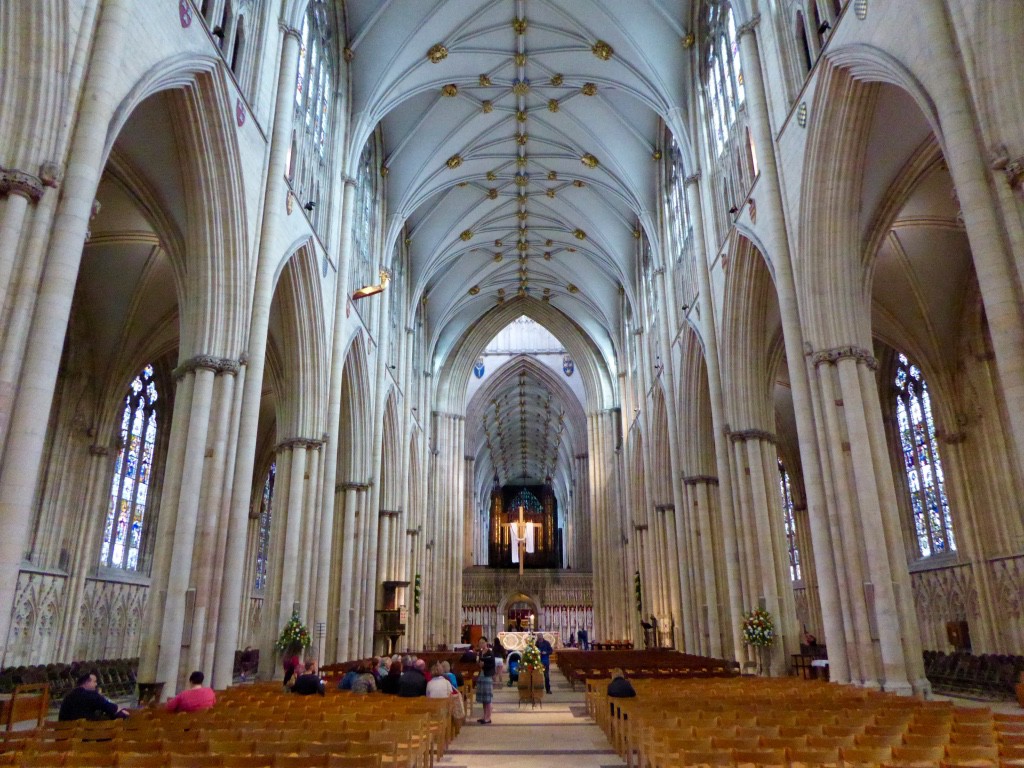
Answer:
[{"left": 439, "top": 670, "right": 626, "bottom": 768}]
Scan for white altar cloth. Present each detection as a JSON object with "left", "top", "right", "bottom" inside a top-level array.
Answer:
[{"left": 497, "top": 631, "right": 561, "bottom": 651}]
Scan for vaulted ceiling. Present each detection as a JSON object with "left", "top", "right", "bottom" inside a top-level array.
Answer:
[
  {"left": 343, "top": 0, "right": 695, "bottom": 496},
  {"left": 344, "top": 0, "right": 694, "bottom": 363}
]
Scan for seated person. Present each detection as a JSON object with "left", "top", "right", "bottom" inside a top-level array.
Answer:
[
  {"left": 426, "top": 663, "right": 454, "bottom": 698},
  {"left": 291, "top": 662, "right": 325, "bottom": 696},
  {"left": 606, "top": 668, "right": 636, "bottom": 698},
  {"left": 337, "top": 664, "right": 360, "bottom": 690},
  {"left": 59, "top": 671, "right": 130, "bottom": 721},
  {"left": 398, "top": 658, "right": 427, "bottom": 697},
  {"left": 166, "top": 670, "right": 216, "bottom": 712},
  {"left": 380, "top": 660, "right": 403, "bottom": 695},
  {"left": 351, "top": 663, "right": 377, "bottom": 693}
]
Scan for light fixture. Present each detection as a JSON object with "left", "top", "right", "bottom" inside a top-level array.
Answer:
[{"left": 351, "top": 268, "right": 391, "bottom": 301}]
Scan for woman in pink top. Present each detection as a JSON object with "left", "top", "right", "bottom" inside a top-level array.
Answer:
[{"left": 166, "top": 671, "right": 217, "bottom": 712}]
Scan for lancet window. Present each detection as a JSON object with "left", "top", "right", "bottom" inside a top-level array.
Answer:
[
  {"left": 778, "top": 461, "right": 801, "bottom": 581},
  {"left": 700, "top": 0, "right": 755, "bottom": 241},
  {"left": 100, "top": 365, "right": 159, "bottom": 572},
  {"left": 666, "top": 135, "right": 698, "bottom": 305},
  {"left": 894, "top": 353, "right": 956, "bottom": 558},
  {"left": 291, "top": 0, "right": 334, "bottom": 234},
  {"left": 351, "top": 138, "right": 378, "bottom": 293},
  {"left": 254, "top": 462, "right": 276, "bottom": 592}
]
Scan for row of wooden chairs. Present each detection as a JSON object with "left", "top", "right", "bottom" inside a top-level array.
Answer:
[
  {"left": 1, "top": 683, "right": 452, "bottom": 768},
  {"left": 585, "top": 675, "right": 1024, "bottom": 768}
]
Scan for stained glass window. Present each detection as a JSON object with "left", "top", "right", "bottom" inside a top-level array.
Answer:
[
  {"left": 101, "top": 365, "right": 158, "bottom": 571},
  {"left": 778, "top": 461, "right": 801, "bottom": 581},
  {"left": 703, "top": 1, "right": 745, "bottom": 157},
  {"left": 351, "top": 139, "right": 377, "bottom": 291},
  {"left": 894, "top": 353, "right": 956, "bottom": 558},
  {"left": 254, "top": 462, "right": 276, "bottom": 592},
  {"left": 291, "top": 0, "right": 333, "bottom": 233}
]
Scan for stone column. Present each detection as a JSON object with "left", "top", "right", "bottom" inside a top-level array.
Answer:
[
  {"left": 155, "top": 362, "right": 218, "bottom": 695},
  {"left": 213, "top": 23, "right": 301, "bottom": 690},
  {"left": 734, "top": 14, "right": 847, "bottom": 677},
  {"left": 917, "top": 0, "right": 1024, "bottom": 482},
  {"left": 684, "top": 173, "right": 743, "bottom": 660},
  {"left": 187, "top": 363, "right": 239, "bottom": 676},
  {"left": 57, "top": 443, "right": 111, "bottom": 659},
  {"left": 683, "top": 475, "right": 723, "bottom": 657},
  {"left": 0, "top": 169, "right": 44, "bottom": 327},
  {"left": 0, "top": 0, "right": 132, "bottom": 650},
  {"left": 334, "top": 482, "right": 362, "bottom": 661}
]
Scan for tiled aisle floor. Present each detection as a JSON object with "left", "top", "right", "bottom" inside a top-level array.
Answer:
[{"left": 439, "top": 672, "right": 626, "bottom": 768}]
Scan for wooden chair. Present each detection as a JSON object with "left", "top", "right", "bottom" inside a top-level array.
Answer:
[
  {"left": 326, "top": 757, "right": 382, "bottom": 768},
  {"left": 788, "top": 746, "right": 842, "bottom": 768},
  {"left": 4, "top": 683, "right": 50, "bottom": 730},
  {"left": 220, "top": 757, "right": 274, "bottom": 768},
  {"left": 676, "top": 749, "right": 732, "bottom": 766},
  {"left": 115, "top": 754, "right": 168, "bottom": 768},
  {"left": 272, "top": 755, "right": 328, "bottom": 767},
  {"left": 842, "top": 745, "right": 894, "bottom": 766},
  {"left": 886, "top": 744, "right": 947, "bottom": 768},
  {"left": 167, "top": 756, "right": 222, "bottom": 767},
  {"left": 64, "top": 754, "right": 118, "bottom": 768},
  {"left": 943, "top": 744, "right": 1000, "bottom": 767},
  {"left": 731, "top": 747, "right": 786, "bottom": 766}
]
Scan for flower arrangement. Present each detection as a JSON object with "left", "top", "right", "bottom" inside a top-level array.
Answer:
[
  {"left": 414, "top": 574, "right": 421, "bottom": 615},
  {"left": 275, "top": 609, "right": 311, "bottom": 652},
  {"left": 521, "top": 636, "right": 543, "bottom": 672},
  {"left": 634, "top": 570, "right": 642, "bottom": 614},
  {"left": 741, "top": 607, "right": 776, "bottom": 648}
]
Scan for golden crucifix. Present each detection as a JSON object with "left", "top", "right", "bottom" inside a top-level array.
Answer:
[{"left": 509, "top": 505, "right": 541, "bottom": 576}]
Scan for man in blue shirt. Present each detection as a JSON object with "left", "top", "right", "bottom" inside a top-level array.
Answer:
[{"left": 535, "top": 635, "right": 554, "bottom": 693}]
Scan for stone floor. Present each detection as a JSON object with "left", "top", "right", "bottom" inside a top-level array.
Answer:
[{"left": 438, "top": 670, "right": 626, "bottom": 768}]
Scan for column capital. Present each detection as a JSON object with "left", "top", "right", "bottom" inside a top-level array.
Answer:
[
  {"left": 89, "top": 444, "right": 110, "bottom": 457},
  {"left": 276, "top": 436, "right": 324, "bottom": 451},
  {"left": 379, "top": 509, "right": 402, "bottom": 518},
  {"left": 338, "top": 481, "right": 371, "bottom": 491},
  {"left": 280, "top": 23, "right": 302, "bottom": 41},
  {"left": 735, "top": 14, "right": 761, "bottom": 40},
  {"left": 633, "top": 523, "right": 649, "bottom": 531},
  {"left": 0, "top": 167, "right": 45, "bottom": 202},
  {"left": 936, "top": 429, "right": 968, "bottom": 445},
  {"left": 341, "top": 175, "right": 358, "bottom": 187},
  {"left": 728, "top": 428, "right": 776, "bottom": 444},
  {"left": 172, "top": 354, "right": 241, "bottom": 380},
  {"left": 681, "top": 474, "right": 719, "bottom": 486},
  {"left": 406, "top": 528, "right": 420, "bottom": 536},
  {"left": 684, "top": 171, "right": 702, "bottom": 187},
  {"left": 654, "top": 503, "right": 674, "bottom": 513},
  {"left": 810, "top": 345, "right": 878, "bottom": 370}
]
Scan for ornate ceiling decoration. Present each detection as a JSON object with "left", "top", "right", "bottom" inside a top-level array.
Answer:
[{"left": 345, "top": 0, "right": 692, "bottom": 494}]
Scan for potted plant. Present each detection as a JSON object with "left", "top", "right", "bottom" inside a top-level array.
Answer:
[
  {"left": 517, "top": 636, "right": 545, "bottom": 707},
  {"left": 741, "top": 607, "right": 776, "bottom": 675}
]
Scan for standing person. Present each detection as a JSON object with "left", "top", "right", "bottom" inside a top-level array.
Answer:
[
  {"left": 166, "top": 671, "right": 216, "bottom": 712},
  {"left": 58, "top": 671, "right": 130, "bottom": 721},
  {"left": 282, "top": 650, "right": 302, "bottom": 687},
  {"left": 475, "top": 638, "right": 495, "bottom": 724},
  {"left": 492, "top": 636, "right": 506, "bottom": 685},
  {"left": 535, "top": 634, "right": 554, "bottom": 693}
]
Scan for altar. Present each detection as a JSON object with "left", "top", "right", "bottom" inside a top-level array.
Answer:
[{"left": 497, "top": 631, "right": 561, "bottom": 652}]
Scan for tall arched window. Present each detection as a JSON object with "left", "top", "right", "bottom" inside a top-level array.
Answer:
[
  {"left": 351, "top": 139, "right": 377, "bottom": 292},
  {"left": 100, "top": 365, "right": 159, "bottom": 571},
  {"left": 894, "top": 353, "right": 956, "bottom": 558},
  {"left": 254, "top": 462, "right": 276, "bottom": 592},
  {"left": 292, "top": 0, "right": 334, "bottom": 234},
  {"left": 778, "top": 461, "right": 801, "bottom": 581},
  {"left": 702, "top": 0, "right": 745, "bottom": 158}
]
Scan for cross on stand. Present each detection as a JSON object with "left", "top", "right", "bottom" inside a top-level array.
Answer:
[{"left": 509, "top": 505, "right": 541, "bottom": 576}]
